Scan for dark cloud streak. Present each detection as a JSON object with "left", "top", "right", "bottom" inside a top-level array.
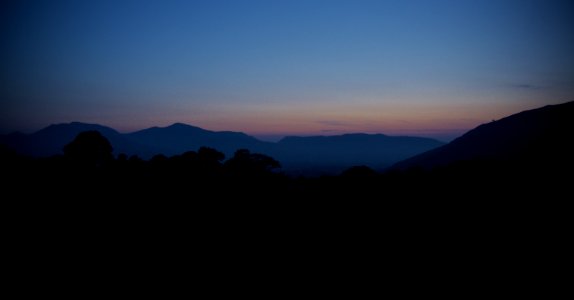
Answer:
[{"left": 509, "top": 83, "right": 544, "bottom": 90}]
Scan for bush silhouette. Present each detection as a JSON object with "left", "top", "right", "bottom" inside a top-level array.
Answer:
[
  {"left": 63, "top": 131, "right": 113, "bottom": 168},
  {"left": 341, "top": 165, "right": 378, "bottom": 178},
  {"left": 224, "top": 149, "right": 280, "bottom": 176},
  {"left": 198, "top": 147, "right": 225, "bottom": 163}
]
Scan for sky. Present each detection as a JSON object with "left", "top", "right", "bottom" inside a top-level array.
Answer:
[{"left": 1, "top": 0, "right": 573, "bottom": 141}]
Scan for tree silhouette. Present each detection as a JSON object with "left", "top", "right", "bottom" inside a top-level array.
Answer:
[
  {"left": 224, "top": 149, "right": 280, "bottom": 176},
  {"left": 341, "top": 165, "right": 378, "bottom": 178},
  {"left": 63, "top": 131, "right": 113, "bottom": 168},
  {"left": 198, "top": 147, "right": 225, "bottom": 163}
]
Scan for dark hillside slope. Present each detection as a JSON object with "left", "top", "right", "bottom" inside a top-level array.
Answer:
[{"left": 393, "top": 101, "right": 574, "bottom": 171}]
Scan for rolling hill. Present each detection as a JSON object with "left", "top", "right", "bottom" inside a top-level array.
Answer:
[
  {"left": 126, "top": 123, "right": 268, "bottom": 157},
  {"left": 392, "top": 101, "right": 574, "bottom": 171}
]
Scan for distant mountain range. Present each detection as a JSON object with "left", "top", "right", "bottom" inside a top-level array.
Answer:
[
  {"left": 4, "top": 101, "right": 572, "bottom": 175},
  {"left": 0, "top": 122, "right": 443, "bottom": 174},
  {"left": 126, "top": 123, "right": 267, "bottom": 158},
  {"left": 392, "top": 101, "right": 574, "bottom": 170},
  {"left": 275, "top": 134, "right": 443, "bottom": 174}
]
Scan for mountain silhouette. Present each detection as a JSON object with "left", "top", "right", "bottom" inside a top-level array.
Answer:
[
  {"left": 0, "top": 122, "right": 444, "bottom": 174},
  {"left": 392, "top": 101, "right": 574, "bottom": 171},
  {"left": 126, "top": 123, "right": 267, "bottom": 157},
  {"left": 0, "top": 122, "right": 156, "bottom": 157}
]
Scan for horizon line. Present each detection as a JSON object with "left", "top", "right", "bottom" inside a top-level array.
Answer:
[{"left": 2, "top": 120, "right": 469, "bottom": 143}]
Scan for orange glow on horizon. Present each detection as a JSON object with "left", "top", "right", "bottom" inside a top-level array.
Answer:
[
  {"left": 73, "top": 98, "right": 561, "bottom": 141},
  {"left": 169, "top": 100, "right": 538, "bottom": 137}
]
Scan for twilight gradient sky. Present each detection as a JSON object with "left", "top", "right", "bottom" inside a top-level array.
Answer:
[{"left": 1, "top": 0, "right": 573, "bottom": 141}]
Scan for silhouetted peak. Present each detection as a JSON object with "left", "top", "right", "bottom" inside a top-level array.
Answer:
[
  {"left": 392, "top": 100, "right": 574, "bottom": 170},
  {"left": 129, "top": 122, "right": 208, "bottom": 136},
  {"left": 38, "top": 122, "right": 120, "bottom": 135},
  {"left": 164, "top": 123, "right": 253, "bottom": 138},
  {"left": 70, "top": 121, "right": 92, "bottom": 126},
  {"left": 166, "top": 122, "right": 202, "bottom": 130},
  {"left": 148, "top": 123, "right": 260, "bottom": 141},
  {"left": 446, "top": 100, "right": 574, "bottom": 145}
]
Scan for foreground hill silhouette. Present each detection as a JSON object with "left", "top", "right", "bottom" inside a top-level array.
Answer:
[
  {"left": 392, "top": 101, "right": 574, "bottom": 171},
  {"left": 3, "top": 102, "right": 572, "bottom": 246},
  {"left": 0, "top": 122, "right": 443, "bottom": 174},
  {"left": 3, "top": 104, "right": 571, "bottom": 272}
]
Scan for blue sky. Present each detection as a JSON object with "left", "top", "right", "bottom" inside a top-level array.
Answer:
[{"left": 1, "top": 0, "right": 573, "bottom": 141}]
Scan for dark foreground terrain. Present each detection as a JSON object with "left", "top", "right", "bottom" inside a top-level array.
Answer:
[
  {"left": 2, "top": 116, "right": 571, "bottom": 214},
  {"left": 3, "top": 103, "right": 572, "bottom": 285}
]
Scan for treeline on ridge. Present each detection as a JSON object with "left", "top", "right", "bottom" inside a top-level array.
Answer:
[{"left": 1, "top": 130, "right": 568, "bottom": 201}]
